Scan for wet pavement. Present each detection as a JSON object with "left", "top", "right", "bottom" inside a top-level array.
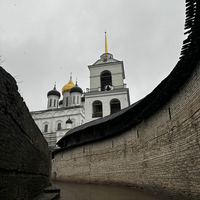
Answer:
[{"left": 52, "top": 181, "right": 172, "bottom": 200}]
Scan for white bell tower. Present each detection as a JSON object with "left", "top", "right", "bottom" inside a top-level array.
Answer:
[{"left": 84, "top": 32, "right": 130, "bottom": 122}]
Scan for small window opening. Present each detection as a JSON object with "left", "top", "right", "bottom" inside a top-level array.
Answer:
[
  {"left": 73, "top": 96, "right": 75, "bottom": 104},
  {"left": 44, "top": 124, "right": 48, "bottom": 132},
  {"left": 92, "top": 100, "right": 103, "bottom": 118},
  {"left": 110, "top": 99, "right": 121, "bottom": 114},
  {"left": 49, "top": 99, "right": 52, "bottom": 107},
  {"left": 168, "top": 108, "right": 171, "bottom": 120},
  {"left": 100, "top": 70, "right": 112, "bottom": 91},
  {"left": 77, "top": 96, "right": 79, "bottom": 104},
  {"left": 57, "top": 123, "right": 61, "bottom": 130},
  {"left": 66, "top": 97, "right": 68, "bottom": 106}
]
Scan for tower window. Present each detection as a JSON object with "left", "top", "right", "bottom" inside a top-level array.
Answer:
[
  {"left": 73, "top": 96, "right": 75, "bottom": 104},
  {"left": 54, "top": 99, "right": 56, "bottom": 107},
  {"left": 77, "top": 96, "right": 79, "bottom": 104},
  {"left": 92, "top": 100, "right": 103, "bottom": 118},
  {"left": 66, "top": 97, "right": 68, "bottom": 106},
  {"left": 49, "top": 99, "right": 52, "bottom": 107},
  {"left": 57, "top": 123, "right": 61, "bottom": 130},
  {"left": 44, "top": 124, "right": 48, "bottom": 132},
  {"left": 110, "top": 99, "right": 121, "bottom": 114},
  {"left": 100, "top": 70, "right": 112, "bottom": 91}
]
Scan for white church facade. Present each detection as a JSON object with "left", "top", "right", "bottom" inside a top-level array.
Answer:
[
  {"left": 85, "top": 51, "right": 130, "bottom": 122},
  {"left": 31, "top": 80, "right": 85, "bottom": 147},
  {"left": 31, "top": 32, "right": 130, "bottom": 148}
]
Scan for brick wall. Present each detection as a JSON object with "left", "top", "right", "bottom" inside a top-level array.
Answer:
[
  {"left": 52, "top": 62, "right": 200, "bottom": 200},
  {"left": 0, "top": 67, "right": 51, "bottom": 200}
]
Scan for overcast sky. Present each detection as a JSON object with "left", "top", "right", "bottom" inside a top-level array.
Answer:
[{"left": 0, "top": 0, "right": 186, "bottom": 111}]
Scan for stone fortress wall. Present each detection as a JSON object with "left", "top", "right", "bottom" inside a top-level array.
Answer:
[
  {"left": 0, "top": 67, "right": 51, "bottom": 199},
  {"left": 53, "top": 61, "right": 200, "bottom": 200},
  {"left": 52, "top": 1, "right": 200, "bottom": 199}
]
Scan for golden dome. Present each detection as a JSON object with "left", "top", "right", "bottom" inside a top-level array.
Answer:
[{"left": 62, "top": 77, "right": 75, "bottom": 93}]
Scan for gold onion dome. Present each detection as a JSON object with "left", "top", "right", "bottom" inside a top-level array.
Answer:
[{"left": 62, "top": 77, "right": 75, "bottom": 93}]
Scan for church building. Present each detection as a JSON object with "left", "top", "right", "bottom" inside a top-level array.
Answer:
[
  {"left": 31, "top": 79, "right": 85, "bottom": 148},
  {"left": 31, "top": 32, "right": 130, "bottom": 148},
  {"left": 84, "top": 32, "right": 130, "bottom": 122}
]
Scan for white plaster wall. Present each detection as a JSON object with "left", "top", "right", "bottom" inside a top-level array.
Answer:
[
  {"left": 89, "top": 62, "right": 124, "bottom": 90},
  {"left": 31, "top": 107, "right": 85, "bottom": 144},
  {"left": 47, "top": 94, "right": 60, "bottom": 109},
  {"left": 70, "top": 92, "right": 82, "bottom": 106},
  {"left": 84, "top": 89, "right": 129, "bottom": 122},
  {"left": 62, "top": 91, "right": 70, "bottom": 107}
]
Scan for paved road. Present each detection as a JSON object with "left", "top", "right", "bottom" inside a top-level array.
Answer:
[{"left": 52, "top": 181, "right": 171, "bottom": 200}]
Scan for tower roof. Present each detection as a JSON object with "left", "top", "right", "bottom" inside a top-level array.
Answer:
[
  {"left": 70, "top": 82, "right": 83, "bottom": 94},
  {"left": 91, "top": 32, "right": 121, "bottom": 65},
  {"left": 62, "top": 76, "right": 75, "bottom": 94},
  {"left": 66, "top": 118, "right": 72, "bottom": 124},
  {"left": 47, "top": 85, "right": 61, "bottom": 98}
]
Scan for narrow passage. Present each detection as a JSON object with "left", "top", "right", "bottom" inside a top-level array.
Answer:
[{"left": 52, "top": 181, "right": 172, "bottom": 200}]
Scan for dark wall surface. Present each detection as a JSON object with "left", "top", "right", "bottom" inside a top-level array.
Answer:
[{"left": 0, "top": 67, "right": 51, "bottom": 199}]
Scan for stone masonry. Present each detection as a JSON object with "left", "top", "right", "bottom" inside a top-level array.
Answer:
[
  {"left": 0, "top": 67, "right": 51, "bottom": 200},
  {"left": 53, "top": 1, "right": 200, "bottom": 199},
  {"left": 52, "top": 63, "right": 200, "bottom": 200}
]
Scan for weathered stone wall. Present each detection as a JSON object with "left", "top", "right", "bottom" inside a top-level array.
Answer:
[
  {"left": 0, "top": 67, "right": 51, "bottom": 200},
  {"left": 52, "top": 62, "right": 200, "bottom": 200}
]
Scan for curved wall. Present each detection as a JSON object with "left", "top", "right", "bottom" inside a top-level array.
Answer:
[
  {"left": 52, "top": 1, "right": 200, "bottom": 199},
  {"left": 52, "top": 60, "right": 200, "bottom": 199}
]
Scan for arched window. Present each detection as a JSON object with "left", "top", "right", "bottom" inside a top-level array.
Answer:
[
  {"left": 44, "top": 124, "right": 48, "bottom": 132},
  {"left": 110, "top": 99, "right": 121, "bottom": 114},
  {"left": 92, "top": 100, "right": 103, "bottom": 118},
  {"left": 57, "top": 123, "right": 61, "bottom": 130},
  {"left": 100, "top": 70, "right": 112, "bottom": 91}
]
